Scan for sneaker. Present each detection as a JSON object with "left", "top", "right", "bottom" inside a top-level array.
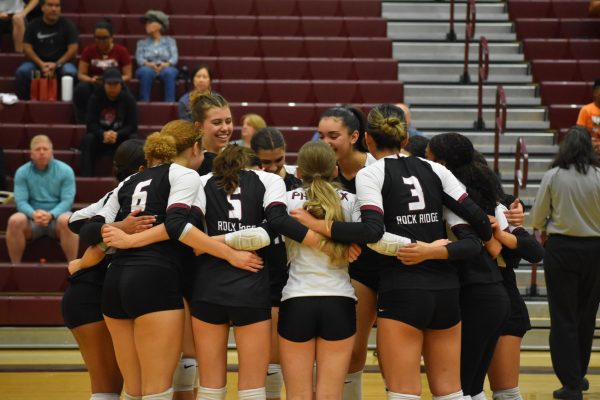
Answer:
[{"left": 553, "top": 387, "right": 582, "bottom": 400}]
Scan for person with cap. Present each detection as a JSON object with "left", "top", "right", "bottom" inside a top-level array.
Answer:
[
  {"left": 14, "top": 0, "right": 78, "bottom": 100},
  {"left": 135, "top": 10, "right": 178, "bottom": 102},
  {"left": 73, "top": 17, "right": 132, "bottom": 123},
  {"left": 80, "top": 68, "right": 138, "bottom": 176},
  {"left": 576, "top": 79, "right": 600, "bottom": 155}
]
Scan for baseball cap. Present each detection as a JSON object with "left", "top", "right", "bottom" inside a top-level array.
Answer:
[{"left": 103, "top": 68, "right": 123, "bottom": 84}]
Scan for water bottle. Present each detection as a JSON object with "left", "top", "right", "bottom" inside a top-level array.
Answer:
[{"left": 61, "top": 75, "right": 73, "bottom": 102}]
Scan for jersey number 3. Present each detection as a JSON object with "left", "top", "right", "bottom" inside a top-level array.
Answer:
[
  {"left": 131, "top": 179, "right": 152, "bottom": 212},
  {"left": 403, "top": 176, "right": 425, "bottom": 211}
]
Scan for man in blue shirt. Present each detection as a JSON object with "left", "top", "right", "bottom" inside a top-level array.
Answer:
[{"left": 6, "top": 134, "right": 78, "bottom": 263}]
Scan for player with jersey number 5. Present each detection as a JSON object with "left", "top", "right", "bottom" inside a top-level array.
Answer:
[
  {"left": 78, "top": 123, "right": 262, "bottom": 400},
  {"left": 291, "top": 104, "right": 494, "bottom": 400}
]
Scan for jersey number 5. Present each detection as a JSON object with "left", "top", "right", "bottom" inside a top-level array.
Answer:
[
  {"left": 227, "top": 187, "right": 242, "bottom": 220},
  {"left": 402, "top": 176, "right": 425, "bottom": 211},
  {"left": 131, "top": 179, "right": 152, "bottom": 212}
]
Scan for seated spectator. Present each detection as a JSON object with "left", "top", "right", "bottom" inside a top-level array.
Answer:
[
  {"left": 73, "top": 18, "right": 132, "bottom": 123},
  {"left": 396, "top": 103, "right": 425, "bottom": 137},
  {"left": 591, "top": 0, "right": 600, "bottom": 16},
  {"left": 135, "top": 10, "right": 178, "bottom": 102},
  {"left": 0, "top": 0, "right": 39, "bottom": 52},
  {"left": 14, "top": 0, "right": 77, "bottom": 100},
  {"left": 178, "top": 63, "right": 212, "bottom": 121},
  {"left": 6, "top": 134, "right": 77, "bottom": 264},
  {"left": 576, "top": 79, "right": 600, "bottom": 154},
  {"left": 80, "top": 68, "right": 138, "bottom": 176},
  {"left": 232, "top": 113, "right": 267, "bottom": 147}
]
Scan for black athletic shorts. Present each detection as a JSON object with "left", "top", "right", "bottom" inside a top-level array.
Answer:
[
  {"left": 378, "top": 288, "right": 461, "bottom": 330},
  {"left": 499, "top": 267, "right": 531, "bottom": 337},
  {"left": 348, "top": 248, "right": 385, "bottom": 292},
  {"left": 61, "top": 261, "right": 109, "bottom": 329},
  {"left": 102, "top": 263, "right": 184, "bottom": 319},
  {"left": 191, "top": 301, "right": 271, "bottom": 326},
  {"left": 278, "top": 296, "right": 356, "bottom": 342}
]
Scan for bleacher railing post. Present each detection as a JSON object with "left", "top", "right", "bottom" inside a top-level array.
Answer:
[
  {"left": 459, "top": 0, "right": 476, "bottom": 83},
  {"left": 447, "top": 0, "right": 457, "bottom": 41},
  {"left": 493, "top": 85, "right": 506, "bottom": 175},
  {"left": 474, "top": 36, "right": 489, "bottom": 129}
]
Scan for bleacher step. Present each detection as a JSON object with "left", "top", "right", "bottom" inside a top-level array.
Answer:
[
  {"left": 393, "top": 43, "right": 523, "bottom": 62},
  {"left": 382, "top": 2, "right": 508, "bottom": 21},
  {"left": 398, "top": 63, "right": 532, "bottom": 84},
  {"left": 388, "top": 22, "right": 515, "bottom": 41}
]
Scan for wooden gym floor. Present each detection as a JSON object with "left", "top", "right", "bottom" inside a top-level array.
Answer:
[{"left": 1, "top": 350, "right": 600, "bottom": 399}]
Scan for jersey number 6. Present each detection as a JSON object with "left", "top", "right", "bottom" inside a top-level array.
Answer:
[{"left": 131, "top": 179, "right": 152, "bottom": 212}]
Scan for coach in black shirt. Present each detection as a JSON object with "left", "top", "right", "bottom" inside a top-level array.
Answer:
[{"left": 15, "top": 0, "right": 78, "bottom": 100}]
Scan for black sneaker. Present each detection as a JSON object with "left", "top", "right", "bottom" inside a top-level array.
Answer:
[
  {"left": 553, "top": 387, "right": 582, "bottom": 400},
  {"left": 582, "top": 377, "right": 589, "bottom": 392}
]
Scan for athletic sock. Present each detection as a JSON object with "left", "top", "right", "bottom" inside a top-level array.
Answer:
[
  {"left": 492, "top": 387, "right": 522, "bottom": 400},
  {"left": 173, "top": 357, "right": 197, "bottom": 392},
  {"left": 266, "top": 364, "right": 283, "bottom": 399},
  {"left": 90, "top": 394, "right": 120, "bottom": 400},
  {"left": 198, "top": 386, "right": 227, "bottom": 400},
  {"left": 433, "top": 390, "right": 464, "bottom": 400},
  {"left": 387, "top": 391, "right": 420, "bottom": 400},
  {"left": 464, "top": 396, "right": 472, "bottom": 400},
  {"left": 123, "top": 393, "right": 142, "bottom": 400},
  {"left": 238, "top": 387, "right": 266, "bottom": 400},
  {"left": 343, "top": 370, "right": 363, "bottom": 400},
  {"left": 472, "top": 392, "right": 487, "bottom": 400},
  {"left": 142, "top": 388, "right": 173, "bottom": 400}
]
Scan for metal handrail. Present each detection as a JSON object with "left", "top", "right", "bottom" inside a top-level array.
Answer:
[
  {"left": 493, "top": 85, "right": 507, "bottom": 175},
  {"left": 513, "top": 136, "right": 529, "bottom": 198},
  {"left": 460, "top": 0, "right": 476, "bottom": 83},
  {"left": 527, "top": 228, "right": 546, "bottom": 297},
  {"left": 447, "top": 0, "right": 457, "bottom": 41},
  {"left": 474, "top": 36, "right": 489, "bottom": 129}
]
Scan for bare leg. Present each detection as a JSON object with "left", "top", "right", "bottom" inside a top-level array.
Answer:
[
  {"left": 422, "top": 323, "right": 462, "bottom": 396},
  {"left": 56, "top": 213, "right": 79, "bottom": 261},
  {"left": 192, "top": 317, "right": 229, "bottom": 389},
  {"left": 134, "top": 309, "right": 184, "bottom": 395},
  {"left": 6, "top": 212, "right": 31, "bottom": 264},
  {"left": 348, "top": 280, "right": 376, "bottom": 374},
  {"left": 71, "top": 321, "right": 123, "bottom": 395},
  {"left": 104, "top": 316, "right": 142, "bottom": 397},
  {"left": 279, "top": 336, "right": 316, "bottom": 400},
  {"left": 267, "top": 306, "right": 282, "bottom": 400},
  {"left": 487, "top": 335, "right": 522, "bottom": 391},
  {"left": 376, "top": 318, "right": 423, "bottom": 395},
  {"left": 174, "top": 300, "right": 197, "bottom": 400},
  {"left": 315, "top": 335, "right": 355, "bottom": 400},
  {"left": 235, "top": 320, "right": 271, "bottom": 390},
  {"left": 11, "top": 13, "right": 26, "bottom": 52}
]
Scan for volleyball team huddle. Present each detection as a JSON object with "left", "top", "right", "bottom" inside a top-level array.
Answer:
[{"left": 61, "top": 92, "right": 543, "bottom": 400}]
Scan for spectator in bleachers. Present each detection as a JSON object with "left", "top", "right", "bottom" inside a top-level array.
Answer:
[
  {"left": 14, "top": 0, "right": 77, "bottom": 100},
  {"left": 72, "top": 18, "right": 132, "bottom": 123},
  {"left": 80, "top": 68, "right": 138, "bottom": 176},
  {"left": 576, "top": 79, "right": 600, "bottom": 155},
  {"left": 590, "top": 0, "right": 600, "bottom": 16},
  {"left": 177, "top": 63, "right": 212, "bottom": 121},
  {"left": 396, "top": 103, "right": 425, "bottom": 137},
  {"left": 232, "top": 113, "right": 267, "bottom": 147},
  {"left": 135, "top": 10, "right": 178, "bottom": 102},
  {"left": 0, "top": 0, "right": 39, "bottom": 53},
  {"left": 6, "top": 134, "right": 77, "bottom": 264}
]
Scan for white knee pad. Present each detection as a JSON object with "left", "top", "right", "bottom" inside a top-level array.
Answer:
[
  {"left": 343, "top": 370, "right": 363, "bottom": 400},
  {"left": 472, "top": 392, "right": 487, "bottom": 400},
  {"left": 123, "top": 393, "right": 142, "bottom": 400},
  {"left": 266, "top": 364, "right": 283, "bottom": 399},
  {"left": 464, "top": 396, "right": 472, "bottom": 400},
  {"left": 173, "top": 357, "right": 198, "bottom": 392},
  {"left": 239, "top": 387, "right": 266, "bottom": 400},
  {"left": 225, "top": 227, "right": 270, "bottom": 250},
  {"left": 90, "top": 394, "right": 120, "bottom": 400},
  {"left": 198, "top": 386, "right": 226, "bottom": 400},
  {"left": 387, "top": 391, "right": 420, "bottom": 400},
  {"left": 493, "top": 388, "right": 522, "bottom": 400},
  {"left": 433, "top": 390, "right": 464, "bottom": 400},
  {"left": 142, "top": 388, "right": 173, "bottom": 400}
]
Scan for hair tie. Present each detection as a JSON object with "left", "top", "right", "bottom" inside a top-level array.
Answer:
[{"left": 313, "top": 173, "right": 321, "bottom": 179}]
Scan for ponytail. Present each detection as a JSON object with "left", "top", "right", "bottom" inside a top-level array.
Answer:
[{"left": 213, "top": 145, "right": 249, "bottom": 195}]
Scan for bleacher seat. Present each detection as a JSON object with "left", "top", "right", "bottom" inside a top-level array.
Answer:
[
  {"left": 530, "top": 60, "right": 580, "bottom": 82},
  {"left": 298, "top": 0, "right": 340, "bottom": 17},
  {"left": 256, "top": 0, "right": 298, "bottom": 16},
  {"left": 540, "top": 82, "right": 592, "bottom": 106},
  {"left": 548, "top": 105, "right": 581, "bottom": 130}
]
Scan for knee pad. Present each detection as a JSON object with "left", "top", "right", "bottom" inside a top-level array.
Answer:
[
  {"left": 387, "top": 392, "right": 420, "bottom": 400},
  {"left": 493, "top": 388, "right": 522, "bottom": 400},
  {"left": 123, "top": 393, "right": 142, "bottom": 400},
  {"left": 239, "top": 387, "right": 266, "bottom": 400},
  {"left": 198, "top": 386, "right": 226, "bottom": 400},
  {"left": 265, "top": 364, "right": 283, "bottom": 399},
  {"left": 142, "top": 388, "right": 173, "bottom": 400},
  {"left": 432, "top": 390, "right": 464, "bottom": 400},
  {"left": 343, "top": 370, "right": 363, "bottom": 400},
  {"left": 172, "top": 357, "right": 198, "bottom": 392},
  {"left": 90, "top": 394, "right": 120, "bottom": 400},
  {"left": 472, "top": 392, "right": 487, "bottom": 400},
  {"left": 225, "top": 227, "right": 270, "bottom": 251}
]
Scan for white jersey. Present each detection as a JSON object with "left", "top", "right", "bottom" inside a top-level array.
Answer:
[{"left": 282, "top": 187, "right": 360, "bottom": 301}]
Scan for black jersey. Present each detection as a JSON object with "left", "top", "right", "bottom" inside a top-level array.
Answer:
[
  {"left": 197, "top": 151, "right": 217, "bottom": 176},
  {"left": 192, "top": 169, "right": 288, "bottom": 308},
  {"left": 98, "top": 163, "right": 201, "bottom": 269},
  {"left": 356, "top": 154, "right": 472, "bottom": 291}
]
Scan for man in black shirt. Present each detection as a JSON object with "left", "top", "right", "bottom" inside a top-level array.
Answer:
[
  {"left": 80, "top": 68, "right": 138, "bottom": 176},
  {"left": 15, "top": 0, "right": 78, "bottom": 100}
]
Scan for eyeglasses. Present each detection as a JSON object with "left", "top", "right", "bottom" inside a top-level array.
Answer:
[{"left": 94, "top": 36, "right": 111, "bottom": 41}]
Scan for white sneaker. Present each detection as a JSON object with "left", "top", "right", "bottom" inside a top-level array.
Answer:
[{"left": 225, "top": 227, "right": 271, "bottom": 250}]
